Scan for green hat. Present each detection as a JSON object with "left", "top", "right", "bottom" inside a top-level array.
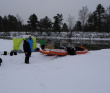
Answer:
[{"left": 25, "top": 38, "right": 28, "bottom": 40}]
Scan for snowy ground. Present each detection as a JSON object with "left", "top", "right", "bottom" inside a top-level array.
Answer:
[{"left": 0, "top": 39, "right": 110, "bottom": 93}]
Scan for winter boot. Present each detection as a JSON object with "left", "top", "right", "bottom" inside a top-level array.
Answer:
[{"left": 25, "top": 59, "right": 29, "bottom": 64}]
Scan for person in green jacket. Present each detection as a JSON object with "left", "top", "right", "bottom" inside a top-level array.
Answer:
[{"left": 40, "top": 38, "right": 46, "bottom": 50}]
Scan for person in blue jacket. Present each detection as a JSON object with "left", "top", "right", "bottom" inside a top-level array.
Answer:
[{"left": 28, "top": 36, "right": 34, "bottom": 54}]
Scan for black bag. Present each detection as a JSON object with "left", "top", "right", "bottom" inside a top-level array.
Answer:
[
  {"left": 66, "top": 47, "right": 76, "bottom": 55},
  {"left": 14, "top": 51, "right": 17, "bottom": 55},
  {"left": 35, "top": 48, "right": 40, "bottom": 52},
  {"left": 10, "top": 51, "right": 13, "bottom": 56},
  {"left": 3, "top": 51, "right": 7, "bottom": 55}
]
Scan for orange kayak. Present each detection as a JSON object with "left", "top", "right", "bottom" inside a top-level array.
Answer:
[
  {"left": 76, "top": 49, "right": 88, "bottom": 54},
  {"left": 49, "top": 49, "right": 68, "bottom": 56},
  {"left": 39, "top": 49, "right": 53, "bottom": 55},
  {"left": 39, "top": 49, "right": 68, "bottom": 56},
  {"left": 39, "top": 48, "right": 88, "bottom": 56}
]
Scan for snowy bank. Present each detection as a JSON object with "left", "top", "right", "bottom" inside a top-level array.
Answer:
[{"left": 0, "top": 39, "right": 110, "bottom": 93}]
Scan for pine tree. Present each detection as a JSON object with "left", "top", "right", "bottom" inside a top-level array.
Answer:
[
  {"left": 27, "top": 14, "right": 38, "bottom": 31},
  {"left": 94, "top": 4, "right": 105, "bottom": 32},
  {"left": 62, "top": 23, "right": 69, "bottom": 32},
  {"left": 53, "top": 14, "right": 63, "bottom": 33},
  {"left": 74, "top": 21, "right": 82, "bottom": 31},
  {"left": 0, "top": 16, "right": 4, "bottom": 32}
]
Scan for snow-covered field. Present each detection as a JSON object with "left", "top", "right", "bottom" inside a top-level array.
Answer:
[{"left": 0, "top": 39, "right": 110, "bottom": 93}]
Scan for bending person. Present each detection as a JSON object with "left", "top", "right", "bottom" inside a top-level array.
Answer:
[{"left": 40, "top": 38, "right": 46, "bottom": 50}]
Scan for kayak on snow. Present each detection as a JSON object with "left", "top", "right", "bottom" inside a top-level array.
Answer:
[
  {"left": 39, "top": 49, "right": 53, "bottom": 56},
  {"left": 39, "top": 46, "right": 88, "bottom": 56},
  {"left": 49, "top": 49, "right": 68, "bottom": 56}
]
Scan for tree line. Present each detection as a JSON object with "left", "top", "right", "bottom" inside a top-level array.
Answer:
[{"left": 0, "top": 4, "right": 110, "bottom": 33}]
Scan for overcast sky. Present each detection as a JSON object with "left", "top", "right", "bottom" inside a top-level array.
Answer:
[{"left": 0, "top": 0, "right": 110, "bottom": 24}]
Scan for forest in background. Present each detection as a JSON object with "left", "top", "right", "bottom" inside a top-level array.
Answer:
[{"left": 0, "top": 4, "right": 110, "bottom": 33}]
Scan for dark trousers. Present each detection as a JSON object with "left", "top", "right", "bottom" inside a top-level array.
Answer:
[
  {"left": 25, "top": 54, "right": 30, "bottom": 63},
  {"left": 0, "top": 58, "right": 2, "bottom": 66},
  {"left": 30, "top": 52, "right": 31, "bottom": 56},
  {"left": 41, "top": 45, "right": 45, "bottom": 50}
]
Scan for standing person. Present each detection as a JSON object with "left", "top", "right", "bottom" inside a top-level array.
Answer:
[
  {"left": 28, "top": 35, "right": 34, "bottom": 55},
  {"left": 23, "top": 38, "right": 31, "bottom": 64},
  {"left": 40, "top": 38, "right": 46, "bottom": 50}
]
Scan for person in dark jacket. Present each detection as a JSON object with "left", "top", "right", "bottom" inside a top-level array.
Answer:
[{"left": 23, "top": 38, "right": 31, "bottom": 64}]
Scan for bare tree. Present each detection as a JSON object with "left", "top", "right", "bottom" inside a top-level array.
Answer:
[
  {"left": 67, "top": 15, "right": 75, "bottom": 30},
  {"left": 79, "top": 6, "right": 89, "bottom": 29},
  {"left": 16, "top": 14, "right": 24, "bottom": 25},
  {"left": 16, "top": 14, "right": 24, "bottom": 31},
  {"left": 67, "top": 15, "right": 75, "bottom": 37},
  {"left": 105, "top": 6, "right": 110, "bottom": 15}
]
